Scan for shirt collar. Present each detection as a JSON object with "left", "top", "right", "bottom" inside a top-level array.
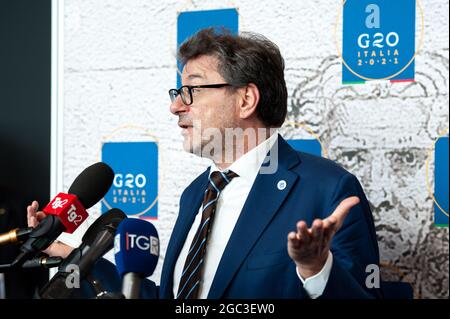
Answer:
[{"left": 209, "top": 131, "right": 279, "bottom": 183}]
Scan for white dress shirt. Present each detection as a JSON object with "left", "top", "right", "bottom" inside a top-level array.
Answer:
[{"left": 173, "top": 132, "right": 333, "bottom": 299}]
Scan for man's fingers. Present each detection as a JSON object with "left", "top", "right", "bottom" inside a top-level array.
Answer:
[
  {"left": 36, "top": 212, "right": 47, "bottom": 221},
  {"left": 27, "top": 205, "right": 33, "bottom": 221},
  {"left": 29, "top": 216, "right": 37, "bottom": 228},
  {"left": 311, "top": 219, "right": 325, "bottom": 254},
  {"left": 289, "top": 198, "right": 358, "bottom": 267},
  {"left": 31, "top": 200, "right": 39, "bottom": 210},
  {"left": 311, "top": 219, "right": 323, "bottom": 240},
  {"left": 330, "top": 196, "right": 359, "bottom": 230},
  {"left": 297, "top": 221, "right": 311, "bottom": 244},
  {"left": 287, "top": 232, "right": 302, "bottom": 249},
  {"left": 322, "top": 218, "right": 337, "bottom": 242},
  {"left": 288, "top": 232, "right": 297, "bottom": 240},
  {"left": 27, "top": 202, "right": 37, "bottom": 226},
  {"left": 27, "top": 201, "right": 43, "bottom": 227}
]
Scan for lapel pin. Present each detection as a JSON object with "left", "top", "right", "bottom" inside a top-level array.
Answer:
[{"left": 277, "top": 180, "right": 287, "bottom": 190}]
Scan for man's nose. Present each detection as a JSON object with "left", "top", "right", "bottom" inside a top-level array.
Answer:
[{"left": 170, "top": 95, "right": 189, "bottom": 115}]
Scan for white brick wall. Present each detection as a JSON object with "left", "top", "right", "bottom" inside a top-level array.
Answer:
[{"left": 60, "top": 0, "right": 449, "bottom": 298}]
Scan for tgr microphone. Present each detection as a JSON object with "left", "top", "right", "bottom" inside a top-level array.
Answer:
[
  {"left": 114, "top": 218, "right": 159, "bottom": 299},
  {"left": 11, "top": 162, "right": 114, "bottom": 268},
  {"left": 38, "top": 208, "right": 127, "bottom": 299}
]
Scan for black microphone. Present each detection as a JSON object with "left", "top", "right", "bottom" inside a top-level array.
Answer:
[
  {"left": 85, "top": 274, "right": 125, "bottom": 299},
  {"left": 0, "top": 227, "right": 33, "bottom": 246},
  {"left": 0, "top": 256, "right": 63, "bottom": 272},
  {"left": 10, "top": 162, "right": 114, "bottom": 269},
  {"left": 94, "top": 292, "right": 125, "bottom": 299},
  {"left": 38, "top": 208, "right": 127, "bottom": 299},
  {"left": 22, "top": 256, "right": 63, "bottom": 269}
]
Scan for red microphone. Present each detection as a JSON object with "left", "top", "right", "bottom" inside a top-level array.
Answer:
[
  {"left": 9, "top": 162, "right": 114, "bottom": 269},
  {"left": 42, "top": 193, "right": 89, "bottom": 234},
  {"left": 0, "top": 194, "right": 89, "bottom": 247}
]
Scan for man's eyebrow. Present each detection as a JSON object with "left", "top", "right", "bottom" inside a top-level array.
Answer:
[{"left": 187, "top": 73, "right": 204, "bottom": 80}]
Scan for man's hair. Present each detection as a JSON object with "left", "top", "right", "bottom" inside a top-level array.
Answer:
[{"left": 178, "top": 28, "right": 287, "bottom": 127}]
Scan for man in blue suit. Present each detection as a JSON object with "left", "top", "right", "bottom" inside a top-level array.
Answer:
[
  {"left": 28, "top": 27, "right": 381, "bottom": 299},
  {"left": 162, "top": 28, "right": 381, "bottom": 299}
]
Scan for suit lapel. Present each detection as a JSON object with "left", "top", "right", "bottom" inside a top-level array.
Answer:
[{"left": 207, "top": 136, "right": 301, "bottom": 298}]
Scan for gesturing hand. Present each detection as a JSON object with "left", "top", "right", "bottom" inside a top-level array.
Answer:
[
  {"left": 27, "top": 201, "right": 74, "bottom": 258},
  {"left": 287, "top": 196, "right": 360, "bottom": 279}
]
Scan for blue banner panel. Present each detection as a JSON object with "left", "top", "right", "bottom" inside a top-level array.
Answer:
[
  {"left": 101, "top": 142, "right": 158, "bottom": 219},
  {"left": 287, "top": 139, "right": 322, "bottom": 157},
  {"left": 434, "top": 137, "right": 449, "bottom": 226},
  {"left": 177, "top": 8, "right": 239, "bottom": 87},
  {"left": 342, "top": 0, "right": 416, "bottom": 84}
]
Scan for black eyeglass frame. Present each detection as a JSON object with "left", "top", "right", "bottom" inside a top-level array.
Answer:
[{"left": 168, "top": 83, "right": 231, "bottom": 105}]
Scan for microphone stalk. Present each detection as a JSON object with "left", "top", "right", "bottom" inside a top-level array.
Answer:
[{"left": 122, "top": 273, "right": 142, "bottom": 299}]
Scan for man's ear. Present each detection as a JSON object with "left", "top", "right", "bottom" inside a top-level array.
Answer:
[{"left": 238, "top": 83, "right": 260, "bottom": 120}]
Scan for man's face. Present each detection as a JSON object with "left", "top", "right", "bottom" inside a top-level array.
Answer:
[{"left": 170, "top": 55, "right": 239, "bottom": 157}]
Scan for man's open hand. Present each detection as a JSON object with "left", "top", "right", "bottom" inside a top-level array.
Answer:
[{"left": 287, "top": 196, "right": 360, "bottom": 279}]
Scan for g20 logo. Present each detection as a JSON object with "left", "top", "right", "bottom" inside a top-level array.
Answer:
[
  {"left": 341, "top": 0, "right": 418, "bottom": 83},
  {"left": 101, "top": 141, "right": 158, "bottom": 218},
  {"left": 113, "top": 173, "right": 147, "bottom": 189},
  {"left": 357, "top": 4, "right": 400, "bottom": 49},
  {"left": 355, "top": 4, "right": 401, "bottom": 67},
  {"left": 357, "top": 32, "right": 399, "bottom": 49}
]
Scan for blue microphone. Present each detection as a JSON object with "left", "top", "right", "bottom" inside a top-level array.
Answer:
[{"left": 114, "top": 218, "right": 159, "bottom": 299}]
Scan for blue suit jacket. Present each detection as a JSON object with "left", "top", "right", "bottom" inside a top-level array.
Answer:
[{"left": 157, "top": 135, "right": 381, "bottom": 299}]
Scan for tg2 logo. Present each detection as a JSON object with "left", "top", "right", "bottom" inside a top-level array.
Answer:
[
  {"left": 66, "top": 204, "right": 82, "bottom": 225},
  {"left": 51, "top": 197, "right": 83, "bottom": 226},
  {"left": 51, "top": 197, "right": 68, "bottom": 209}
]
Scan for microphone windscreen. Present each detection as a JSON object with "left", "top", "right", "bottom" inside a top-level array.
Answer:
[
  {"left": 68, "top": 162, "right": 114, "bottom": 209},
  {"left": 114, "top": 218, "right": 159, "bottom": 278},
  {"left": 82, "top": 208, "right": 127, "bottom": 244}
]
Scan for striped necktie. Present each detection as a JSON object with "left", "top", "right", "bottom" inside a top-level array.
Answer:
[{"left": 176, "top": 170, "right": 238, "bottom": 299}]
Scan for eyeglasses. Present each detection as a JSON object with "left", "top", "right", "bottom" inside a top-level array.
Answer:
[{"left": 168, "top": 83, "right": 231, "bottom": 105}]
